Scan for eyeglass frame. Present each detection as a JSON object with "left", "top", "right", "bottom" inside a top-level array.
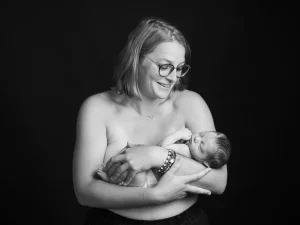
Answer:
[{"left": 144, "top": 56, "right": 191, "bottom": 78}]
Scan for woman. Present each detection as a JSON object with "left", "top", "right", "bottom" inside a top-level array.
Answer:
[{"left": 73, "top": 17, "right": 227, "bottom": 225}]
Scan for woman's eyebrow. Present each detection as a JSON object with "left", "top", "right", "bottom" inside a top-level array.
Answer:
[{"left": 157, "top": 58, "right": 185, "bottom": 65}]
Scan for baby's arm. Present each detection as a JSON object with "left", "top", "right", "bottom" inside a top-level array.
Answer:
[
  {"left": 164, "top": 144, "right": 192, "bottom": 158},
  {"left": 157, "top": 128, "right": 192, "bottom": 147}
]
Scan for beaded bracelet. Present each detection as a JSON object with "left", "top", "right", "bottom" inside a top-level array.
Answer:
[{"left": 154, "top": 149, "right": 176, "bottom": 174}]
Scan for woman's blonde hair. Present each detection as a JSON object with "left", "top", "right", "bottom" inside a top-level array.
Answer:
[{"left": 113, "top": 17, "right": 191, "bottom": 98}]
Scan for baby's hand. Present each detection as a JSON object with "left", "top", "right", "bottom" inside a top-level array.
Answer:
[{"left": 177, "top": 128, "right": 192, "bottom": 140}]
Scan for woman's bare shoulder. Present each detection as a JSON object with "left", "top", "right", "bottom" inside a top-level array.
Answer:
[
  {"left": 78, "top": 91, "right": 116, "bottom": 120},
  {"left": 172, "top": 90, "right": 215, "bottom": 131},
  {"left": 173, "top": 90, "right": 207, "bottom": 108}
]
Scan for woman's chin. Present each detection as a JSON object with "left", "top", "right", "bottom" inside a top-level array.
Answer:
[
  {"left": 155, "top": 93, "right": 171, "bottom": 100},
  {"left": 154, "top": 88, "right": 172, "bottom": 99}
]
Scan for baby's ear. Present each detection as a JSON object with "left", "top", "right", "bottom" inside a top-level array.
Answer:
[{"left": 202, "top": 161, "right": 210, "bottom": 168}]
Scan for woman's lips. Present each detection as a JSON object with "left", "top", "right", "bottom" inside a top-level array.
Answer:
[{"left": 157, "top": 82, "right": 171, "bottom": 88}]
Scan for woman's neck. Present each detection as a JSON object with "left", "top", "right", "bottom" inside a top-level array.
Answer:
[{"left": 130, "top": 96, "right": 165, "bottom": 117}]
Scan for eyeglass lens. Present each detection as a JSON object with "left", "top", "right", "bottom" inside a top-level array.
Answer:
[{"left": 159, "top": 65, "right": 190, "bottom": 77}]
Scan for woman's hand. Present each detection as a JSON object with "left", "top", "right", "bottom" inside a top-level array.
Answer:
[
  {"left": 153, "top": 157, "right": 212, "bottom": 203},
  {"left": 104, "top": 145, "right": 167, "bottom": 185}
]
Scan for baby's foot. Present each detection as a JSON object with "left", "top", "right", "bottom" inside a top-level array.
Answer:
[
  {"left": 97, "top": 164, "right": 126, "bottom": 186},
  {"left": 97, "top": 164, "right": 109, "bottom": 181}
]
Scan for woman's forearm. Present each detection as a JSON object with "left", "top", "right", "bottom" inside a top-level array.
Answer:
[
  {"left": 76, "top": 179, "right": 159, "bottom": 209},
  {"left": 106, "top": 146, "right": 227, "bottom": 195},
  {"left": 175, "top": 154, "right": 227, "bottom": 194},
  {"left": 150, "top": 147, "right": 227, "bottom": 194}
]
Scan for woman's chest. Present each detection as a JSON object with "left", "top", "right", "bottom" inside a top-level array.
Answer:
[{"left": 104, "top": 112, "right": 185, "bottom": 163}]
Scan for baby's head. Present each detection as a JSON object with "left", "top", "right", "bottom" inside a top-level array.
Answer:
[{"left": 187, "top": 131, "right": 231, "bottom": 169}]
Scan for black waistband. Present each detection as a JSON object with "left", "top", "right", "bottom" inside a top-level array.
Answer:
[{"left": 84, "top": 202, "right": 209, "bottom": 225}]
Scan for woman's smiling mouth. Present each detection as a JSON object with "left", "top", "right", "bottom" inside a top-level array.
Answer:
[{"left": 157, "top": 82, "right": 171, "bottom": 88}]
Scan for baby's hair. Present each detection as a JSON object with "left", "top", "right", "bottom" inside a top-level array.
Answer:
[{"left": 205, "top": 132, "right": 231, "bottom": 169}]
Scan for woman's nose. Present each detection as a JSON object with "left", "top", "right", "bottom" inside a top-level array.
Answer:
[{"left": 166, "top": 69, "right": 177, "bottom": 82}]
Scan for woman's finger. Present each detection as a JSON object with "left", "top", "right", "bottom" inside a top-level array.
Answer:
[
  {"left": 185, "top": 184, "right": 211, "bottom": 195},
  {"left": 178, "top": 192, "right": 187, "bottom": 199},
  {"left": 113, "top": 170, "right": 129, "bottom": 184},
  {"left": 106, "top": 162, "right": 121, "bottom": 178},
  {"left": 183, "top": 168, "right": 212, "bottom": 183},
  {"left": 118, "top": 145, "right": 129, "bottom": 154},
  {"left": 110, "top": 163, "right": 130, "bottom": 181},
  {"left": 104, "top": 154, "right": 126, "bottom": 171},
  {"left": 123, "top": 170, "right": 138, "bottom": 186}
]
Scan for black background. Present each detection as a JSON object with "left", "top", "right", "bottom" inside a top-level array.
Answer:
[{"left": 3, "top": 2, "right": 298, "bottom": 225}]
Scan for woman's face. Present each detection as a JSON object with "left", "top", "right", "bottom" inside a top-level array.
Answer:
[{"left": 138, "top": 41, "right": 186, "bottom": 100}]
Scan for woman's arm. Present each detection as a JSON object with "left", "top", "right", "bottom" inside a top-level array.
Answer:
[
  {"left": 73, "top": 95, "right": 170, "bottom": 209},
  {"left": 174, "top": 154, "right": 227, "bottom": 194},
  {"left": 143, "top": 146, "right": 226, "bottom": 194},
  {"left": 73, "top": 95, "right": 158, "bottom": 209},
  {"left": 180, "top": 90, "right": 227, "bottom": 194}
]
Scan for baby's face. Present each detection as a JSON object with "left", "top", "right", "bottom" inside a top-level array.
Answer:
[{"left": 187, "top": 131, "right": 217, "bottom": 162}]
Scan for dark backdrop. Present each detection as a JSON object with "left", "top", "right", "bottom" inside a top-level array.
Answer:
[{"left": 4, "top": 3, "right": 297, "bottom": 225}]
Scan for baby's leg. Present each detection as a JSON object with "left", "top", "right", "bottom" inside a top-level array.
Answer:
[{"left": 128, "top": 171, "right": 147, "bottom": 187}]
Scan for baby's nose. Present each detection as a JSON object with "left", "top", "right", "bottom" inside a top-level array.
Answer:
[{"left": 194, "top": 136, "right": 201, "bottom": 143}]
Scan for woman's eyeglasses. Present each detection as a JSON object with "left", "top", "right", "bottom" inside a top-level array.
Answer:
[{"left": 145, "top": 56, "right": 191, "bottom": 78}]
